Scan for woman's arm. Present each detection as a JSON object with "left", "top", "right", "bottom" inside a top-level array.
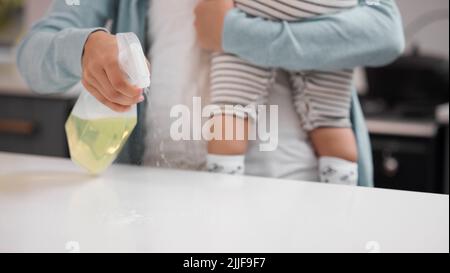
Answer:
[
  {"left": 17, "top": 0, "right": 115, "bottom": 94},
  {"left": 222, "top": 0, "right": 405, "bottom": 71}
]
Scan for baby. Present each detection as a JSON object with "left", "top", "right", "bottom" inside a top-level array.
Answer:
[{"left": 207, "top": 0, "right": 360, "bottom": 185}]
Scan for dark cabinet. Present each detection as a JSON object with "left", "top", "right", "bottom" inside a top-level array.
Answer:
[
  {"left": 0, "top": 94, "right": 74, "bottom": 157},
  {"left": 370, "top": 123, "right": 446, "bottom": 194}
]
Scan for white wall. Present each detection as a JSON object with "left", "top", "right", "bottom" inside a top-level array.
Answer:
[
  {"left": 396, "top": 0, "right": 449, "bottom": 59},
  {"left": 25, "top": 0, "right": 52, "bottom": 28}
]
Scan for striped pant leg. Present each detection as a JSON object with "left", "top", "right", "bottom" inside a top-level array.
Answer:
[
  {"left": 290, "top": 69, "right": 354, "bottom": 131},
  {"left": 210, "top": 0, "right": 359, "bottom": 120},
  {"left": 234, "top": 0, "right": 360, "bottom": 21},
  {"left": 210, "top": 53, "right": 274, "bottom": 119}
]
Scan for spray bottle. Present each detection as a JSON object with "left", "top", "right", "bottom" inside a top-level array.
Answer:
[{"left": 65, "top": 33, "right": 151, "bottom": 174}]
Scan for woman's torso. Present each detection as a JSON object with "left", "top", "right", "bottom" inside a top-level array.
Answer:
[{"left": 143, "top": 0, "right": 319, "bottom": 181}]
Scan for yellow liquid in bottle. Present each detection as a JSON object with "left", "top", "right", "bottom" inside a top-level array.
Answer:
[{"left": 65, "top": 115, "right": 137, "bottom": 174}]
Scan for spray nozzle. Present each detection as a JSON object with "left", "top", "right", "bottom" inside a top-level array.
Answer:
[{"left": 117, "top": 33, "right": 151, "bottom": 90}]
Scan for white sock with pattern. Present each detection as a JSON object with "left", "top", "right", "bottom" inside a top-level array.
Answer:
[
  {"left": 319, "top": 156, "right": 358, "bottom": 186},
  {"left": 207, "top": 154, "right": 245, "bottom": 175}
]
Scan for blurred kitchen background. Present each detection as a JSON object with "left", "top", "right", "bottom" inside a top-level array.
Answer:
[{"left": 0, "top": 0, "right": 448, "bottom": 194}]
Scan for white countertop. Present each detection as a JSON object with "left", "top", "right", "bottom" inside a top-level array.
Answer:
[
  {"left": 0, "top": 62, "right": 30, "bottom": 95},
  {"left": 0, "top": 152, "right": 448, "bottom": 253}
]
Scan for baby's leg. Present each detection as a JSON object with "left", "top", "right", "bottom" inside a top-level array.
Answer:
[
  {"left": 291, "top": 70, "right": 359, "bottom": 185},
  {"left": 207, "top": 53, "right": 273, "bottom": 175},
  {"left": 310, "top": 128, "right": 358, "bottom": 163},
  {"left": 311, "top": 128, "right": 358, "bottom": 185},
  {"left": 208, "top": 0, "right": 359, "bottom": 175}
]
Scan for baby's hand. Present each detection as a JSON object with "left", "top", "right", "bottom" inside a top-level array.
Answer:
[{"left": 194, "top": 0, "right": 234, "bottom": 52}]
